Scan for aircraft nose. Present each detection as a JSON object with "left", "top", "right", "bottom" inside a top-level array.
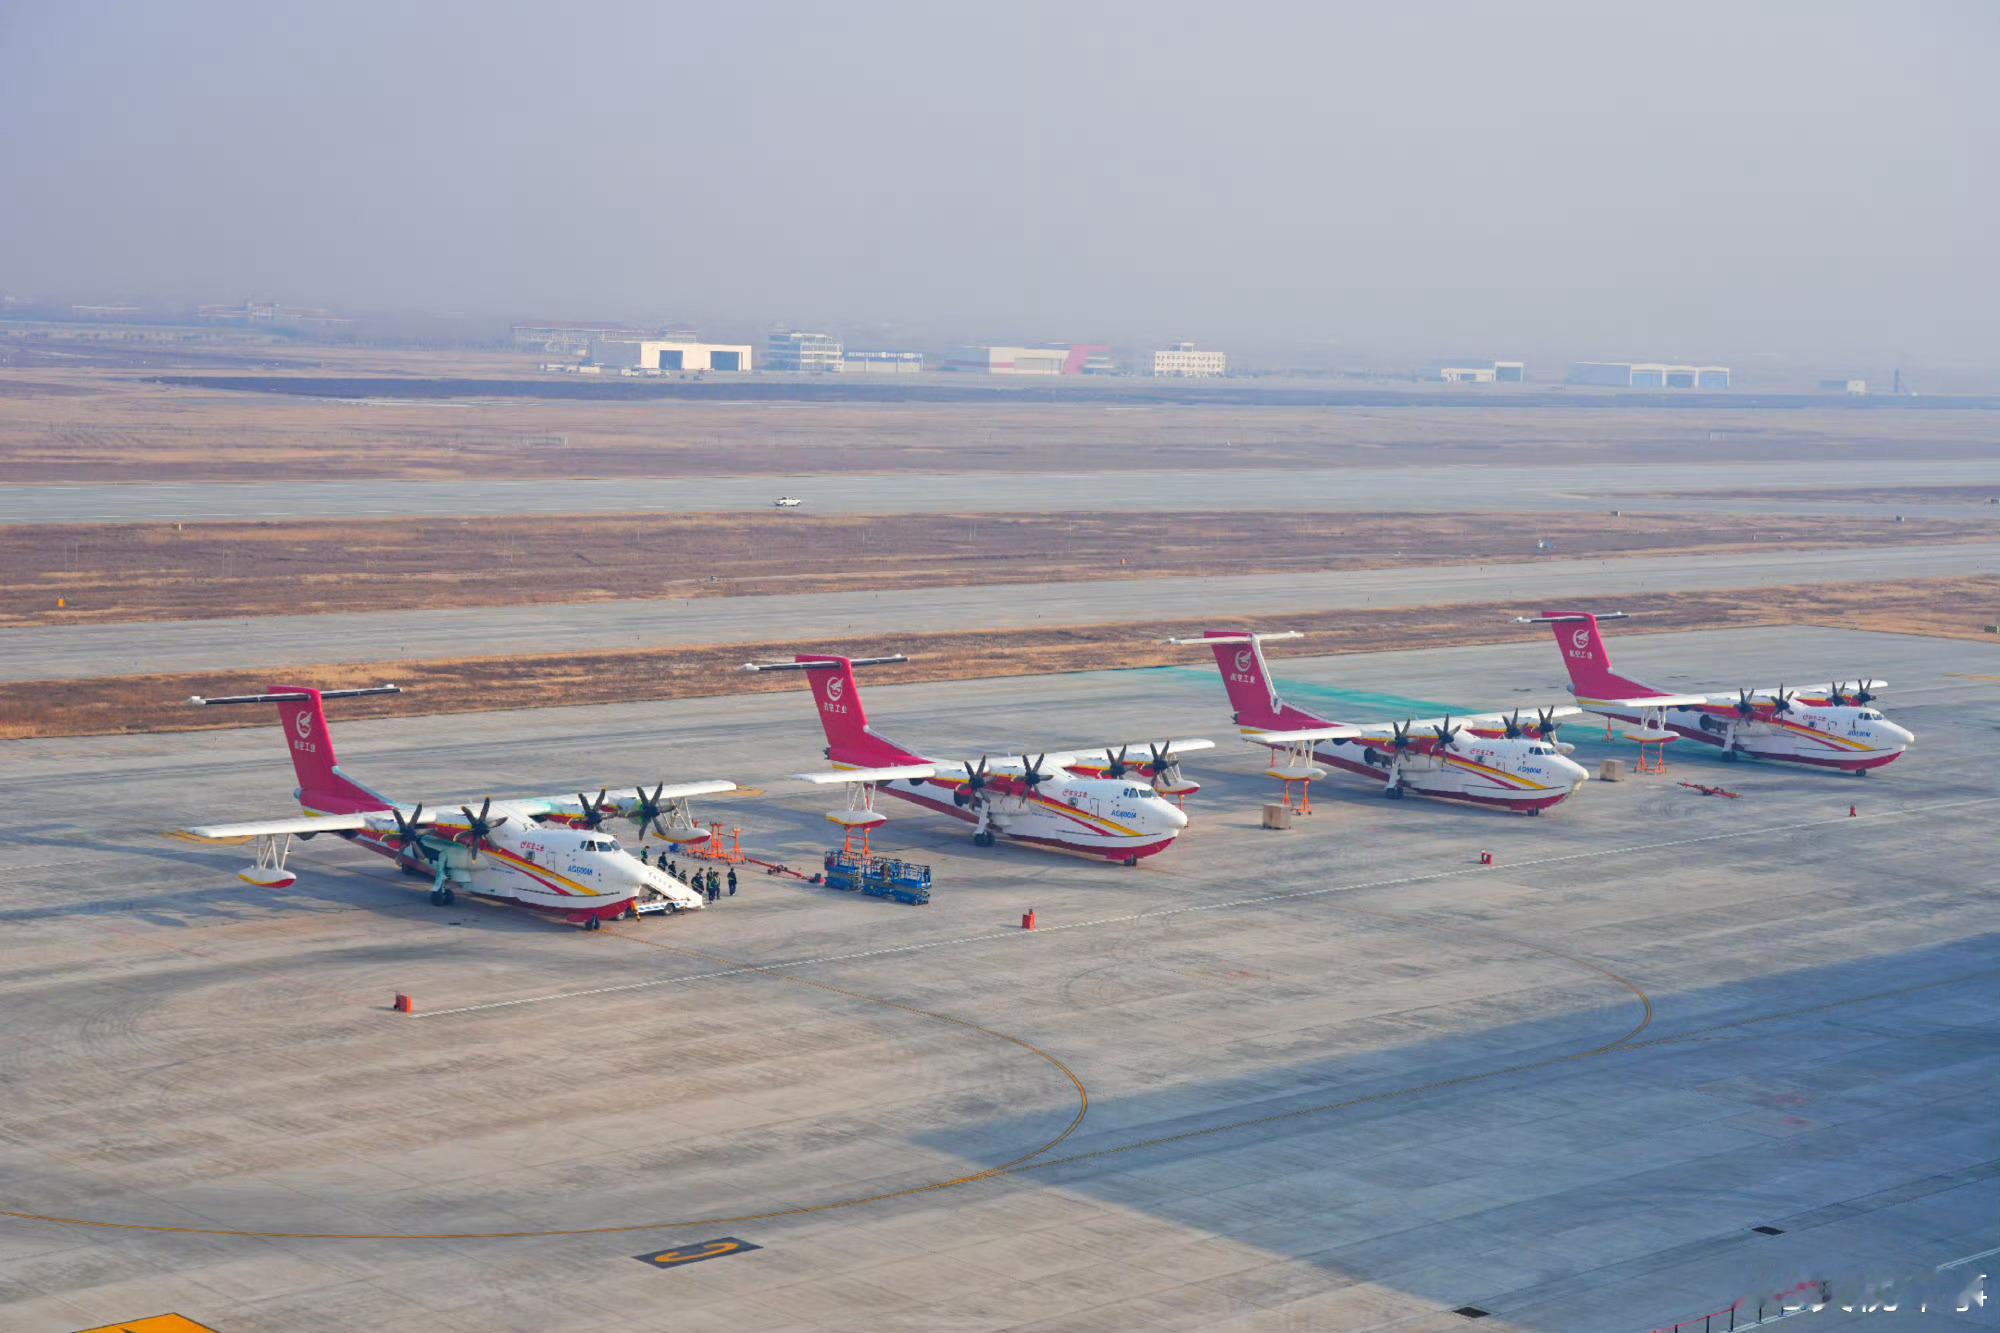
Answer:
[
  {"left": 1885, "top": 722, "right": 1915, "bottom": 748},
  {"left": 1158, "top": 800, "right": 1189, "bottom": 830},
  {"left": 1558, "top": 755, "right": 1591, "bottom": 783}
]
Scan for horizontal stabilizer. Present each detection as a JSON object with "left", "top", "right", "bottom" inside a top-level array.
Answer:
[
  {"left": 185, "top": 812, "right": 379, "bottom": 839},
  {"left": 793, "top": 765, "right": 938, "bottom": 785}
]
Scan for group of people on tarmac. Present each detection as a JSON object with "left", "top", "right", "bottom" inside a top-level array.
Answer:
[{"left": 637, "top": 845, "right": 737, "bottom": 903}]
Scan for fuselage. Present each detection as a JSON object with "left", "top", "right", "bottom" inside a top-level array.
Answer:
[
  {"left": 1305, "top": 732, "right": 1591, "bottom": 812},
  {"left": 872, "top": 767, "right": 1189, "bottom": 861},
  {"left": 312, "top": 799, "right": 703, "bottom": 921},
  {"left": 1581, "top": 699, "right": 1913, "bottom": 771}
]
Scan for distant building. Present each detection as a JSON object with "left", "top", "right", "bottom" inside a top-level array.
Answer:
[
  {"left": 513, "top": 321, "right": 651, "bottom": 354},
  {"left": 1819, "top": 378, "right": 1868, "bottom": 395},
  {"left": 947, "top": 344, "right": 1111, "bottom": 375},
  {"left": 1567, "top": 361, "right": 1729, "bottom": 389},
  {"left": 1151, "top": 342, "right": 1227, "bottom": 377},
  {"left": 1435, "top": 360, "right": 1524, "bottom": 384},
  {"left": 199, "top": 301, "right": 348, "bottom": 329},
  {"left": 839, "top": 350, "right": 924, "bottom": 373},
  {"left": 70, "top": 304, "right": 146, "bottom": 319},
  {"left": 767, "top": 330, "right": 843, "bottom": 373},
  {"left": 592, "top": 339, "right": 752, "bottom": 372}
]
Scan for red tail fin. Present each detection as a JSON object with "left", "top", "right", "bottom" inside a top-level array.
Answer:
[
  {"left": 1201, "top": 631, "right": 1328, "bottom": 731},
  {"left": 1536, "top": 611, "right": 1661, "bottom": 699},
  {"left": 794, "top": 656, "right": 927, "bottom": 767},
  {"left": 267, "top": 685, "right": 388, "bottom": 813}
]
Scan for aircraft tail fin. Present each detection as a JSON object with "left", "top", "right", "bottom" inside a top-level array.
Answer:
[
  {"left": 1197, "top": 630, "right": 1330, "bottom": 732},
  {"left": 189, "top": 685, "right": 399, "bottom": 814},
  {"left": 1533, "top": 611, "right": 1662, "bottom": 700},
  {"left": 790, "top": 655, "right": 929, "bottom": 767}
]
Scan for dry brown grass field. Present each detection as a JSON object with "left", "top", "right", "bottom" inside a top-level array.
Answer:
[
  {"left": 4, "top": 576, "right": 1991, "bottom": 740},
  {"left": 5, "top": 509, "right": 1992, "bottom": 627},
  {"left": 4, "top": 360, "right": 1999, "bottom": 482}
]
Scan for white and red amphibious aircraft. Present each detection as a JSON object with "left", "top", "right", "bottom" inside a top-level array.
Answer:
[
  {"left": 1174, "top": 630, "right": 1592, "bottom": 814},
  {"left": 740, "top": 654, "right": 1210, "bottom": 864},
  {"left": 1522, "top": 609, "right": 1914, "bottom": 773},
  {"left": 180, "top": 685, "right": 735, "bottom": 927}
]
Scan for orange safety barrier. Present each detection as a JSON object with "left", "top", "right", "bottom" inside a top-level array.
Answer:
[
  {"left": 1277, "top": 777, "right": 1314, "bottom": 814},
  {"left": 393, "top": 993, "right": 414, "bottom": 1014},
  {"left": 679, "top": 825, "right": 747, "bottom": 864},
  {"left": 1022, "top": 909, "right": 1037, "bottom": 931}
]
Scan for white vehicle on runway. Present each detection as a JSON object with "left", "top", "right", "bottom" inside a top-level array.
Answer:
[
  {"left": 1175, "top": 629, "right": 1592, "bottom": 814},
  {"left": 1522, "top": 609, "right": 1915, "bottom": 774},
  {"left": 180, "top": 685, "right": 734, "bottom": 928},
  {"left": 742, "top": 654, "right": 1208, "bottom": 864},
  {"left": 773, "top": 496, "right": 803, "bottom": 508}
]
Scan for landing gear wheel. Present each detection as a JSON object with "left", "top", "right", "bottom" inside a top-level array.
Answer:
[
  {"left": 1384, "top": 784, "right": 1405, "bottom": 800},
  {"left": 440, "top": 886, "right": 455, "bottom": 905},
  {"left": 584, "top": 916, "right": 602, "bottom": 931},
  {"left": 973, "top": 829, "right": 996, "bottom": 848},
  {"left": 1526, "top": 807, "right": 1543, "bottom": 816},
  {"left": 428, "top": 887, "right": 445, "bottom": 906},
  {"left": 1124, "top": 855, "right": 1139, "bottom": 867},
  {"left": 1721, "top": 749, "right": 1738, "bottom": 762}
]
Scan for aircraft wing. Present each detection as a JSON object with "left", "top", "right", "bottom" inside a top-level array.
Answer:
[
  {"left": 1035, "top": 738, "right": 1218, "bottom": 770},
  {"left": 1343, "top": 706, "right": 1588, "bottom": 736},
  {"left": 1245, "top": 725, "right": 1362, "bottom": 744},
  {"left": 792, "top": 765, "right": 938, "bottom": 785},
  {"left": 184, "top": 812, "right": 380, "bottom": 839},
  {"left": 1733, "top": 679, "right": 1888, "bottom": 702},
  {"left": 523, "top": 780, "right": 740, "bottom": 821},
  {"left": 1576, "top": 693, "right": 1713, "bottom": 710}
]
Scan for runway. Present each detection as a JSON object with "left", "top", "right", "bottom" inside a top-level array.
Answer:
[
  {"left": 0, "top": 628, "right": 1992, "bottom": 1331},
  {"left": 5, "top": 458, "right": 1999, "bottom": 524},
  {"left": 6, "top": 542, "right": 1994, "bottom": 683}
]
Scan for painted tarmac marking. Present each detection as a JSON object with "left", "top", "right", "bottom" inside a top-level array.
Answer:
[
  {"left": 415, "top": 795, "right": 1995, "bottom": 1018},
  {"left": 636, "top": 1236, "right": 760, "bottom": 1268}
]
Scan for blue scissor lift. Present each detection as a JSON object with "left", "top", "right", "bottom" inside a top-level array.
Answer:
[{"left": 821, "top": 851, "right": 932, "bottom": 905}]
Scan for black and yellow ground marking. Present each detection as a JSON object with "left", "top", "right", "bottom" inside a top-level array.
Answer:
[{"left": 635, "top": 1236, "right": 761, "bottom": 1268}]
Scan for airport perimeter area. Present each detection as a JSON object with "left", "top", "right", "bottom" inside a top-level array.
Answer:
[{"left": 0, "top": 626, "right": 1992, "bottom": 1332}]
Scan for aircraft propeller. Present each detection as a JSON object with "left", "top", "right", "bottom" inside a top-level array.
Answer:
[
  {"left": 1769, "top": 686, "right": 1795, "bottom": 715},
  {"left": 1529, "top": 706, "right": 1565, "bottom": 741},
  {"left": 457, "top": 797, "right": 507, "bottom": 860},
  {"left": 1733, "top": 688, "right": 1758, "bottom": 718},
  {"left": 1146, "top": 740, "right": 1181, "bottom": 780},
  {"left": 627, "top": 783, "right": 671, "bottom": 838},
  {"left": 391, "top": 803, "right": 432, "bottom": 865},
  {"left": 574, "top": 788, "right": 611, "bottom": 831},
  {"left": 1018, "top": 754, "right": 1051, "bottom": 791},
  {"left": 1430, "top": 716, "right": 1462, "bottom": 750},
  {"left": 1501, "top": 709, "right": 1526, "bottom": 739},
  {"left": 1829, "top": 680, "right": 1876, "bottom": 707},
  {"left": 1388, "top": 719, "right": 1417, "bottom": 752},
  {"left": 952, "top": 756, "right": 991, "bottom": 807},
  {"left": 1104, "top": 744, "right": 1132, "bottom": 778}
]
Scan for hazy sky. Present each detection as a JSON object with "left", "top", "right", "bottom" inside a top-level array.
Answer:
[{"left": 3, "top": 1, "right": 1996, "bottom": 368}]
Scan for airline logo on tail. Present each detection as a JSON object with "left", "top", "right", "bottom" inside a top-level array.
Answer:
[
  {"left": 1571, "top": 628, "right": 1592, "bottom": 653},
  {"left": 1232, "top": 648, "right": 1258, "bottom": 682}
]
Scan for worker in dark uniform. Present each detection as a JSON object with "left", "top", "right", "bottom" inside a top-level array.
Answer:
[
  {"left": 707, "top": 868, "right": 722, "bottom": 902},
  {"left": 666, "top": 860, "right": 678, "bottom": 883},
  {"left": 638, "top": 846, "right": 650, "bottom": 865},
  {"left": 726, "top": 867, "right": 738, "bottom": 897}
]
